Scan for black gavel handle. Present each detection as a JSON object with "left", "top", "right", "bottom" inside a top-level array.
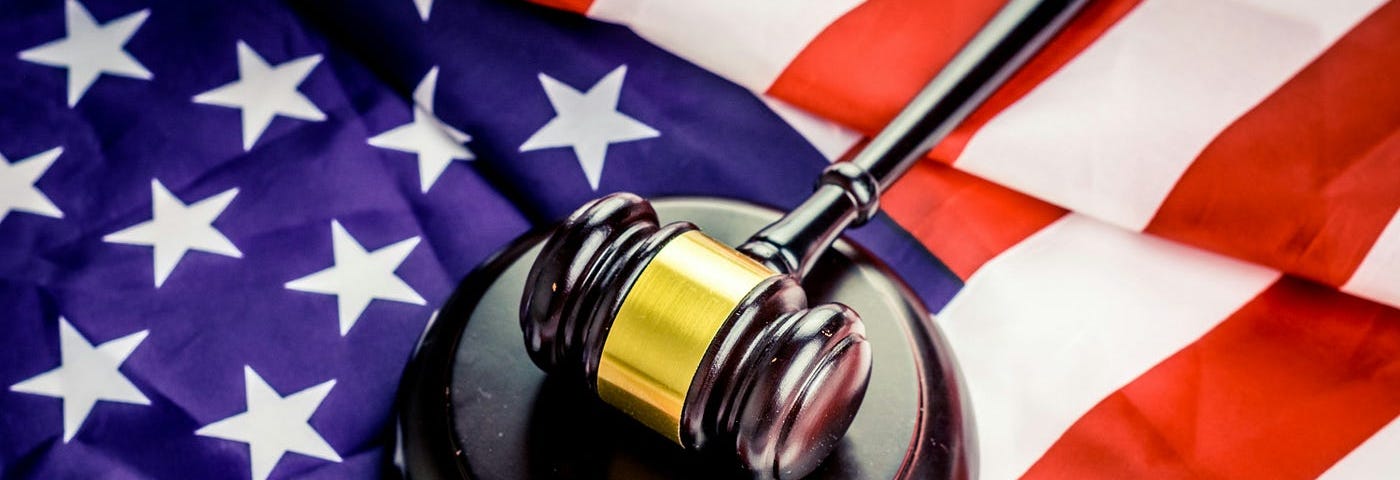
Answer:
[{"left": 739, "top": 0, "right": 1088, "bottom": 279}]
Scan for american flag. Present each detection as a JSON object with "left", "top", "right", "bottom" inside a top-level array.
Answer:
[
  {"left": 0, "top": 0, "right": 1396, "bottom": 479},
  {"left": 0, "top": 0, "right": 953, "bottom": 477},
  {"left": 540, "top": 0, "right": 1400, "bottom": 478}
]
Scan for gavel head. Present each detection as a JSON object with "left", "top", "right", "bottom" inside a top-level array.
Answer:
[{"left": 521, "top": 192, "right": 873, "bottom": 479}]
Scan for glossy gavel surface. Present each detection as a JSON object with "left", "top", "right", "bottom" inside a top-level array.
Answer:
[
  {"left": 520, "top": 194, "right": 872, "bottom": 479},
  {"left": 396, "top": 198, "right": 969, "bottom": 480}
]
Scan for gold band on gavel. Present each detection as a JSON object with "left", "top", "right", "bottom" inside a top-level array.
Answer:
[{"left": 597, "top": 230, "right": 777, "bottom": 444}]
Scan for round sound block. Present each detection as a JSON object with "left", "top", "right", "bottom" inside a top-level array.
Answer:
[{"left": 398, "top": 198, "right": 970, "bottom": 479}]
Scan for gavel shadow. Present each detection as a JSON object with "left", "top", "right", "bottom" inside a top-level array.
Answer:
[{"left": 525, "top": 377, "right": 858, "bottom": 479}]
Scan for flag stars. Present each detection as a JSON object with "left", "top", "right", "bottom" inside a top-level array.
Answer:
[
  {"left": 196, "top": 366, "right": 341, "bottom": 480},
  {"left": 368, "top": 66, "right": 473, "bottom": 193},
  {"left": 194, "top": 41, "right": 326, "bottom": 151},
  {"left": 520, "top": 65, "right": 659, "bottom": 190},
  {"left": 0, "top": 147, "right": 65, "bottom": 224},
  {"left": 104, "top": 180, "right": 242, "bottom": 288},
  {"left": 412, "top": 0, "right": 435, "bottom": 21},
  {"left": 9, "top": 318, "right": 150, "bottom": 443},
  {"left": 284, "top": 221, "right": 426, "bottom": 336},
  {"left": 18, "top": 0, "right": 152, "bottom": 107}
]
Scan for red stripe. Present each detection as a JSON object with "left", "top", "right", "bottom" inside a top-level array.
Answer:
[
  {"left": 781, "top": 0, "right": 1139, "bottom": 280},
  {"left": 769, "top": 0, "right": 1141, "bottom": 139},
  {"left": 882, "top": 162, "right": 1064, "bottom": 279},
  {"left": 1024, "top": 277, "right": 1400, "bottom": 479},
  {"left": 528, "top": 0, "right": 594, "bottom": 15},
  {"left": 1144, "top": 1, "right": 1400, "bottom": 288},
  {"left": 929, "top": 0, "right": 1142, "bottom": 164},
  {"left": 767, "top": 0, "right": 1007, "bottom": 135}
]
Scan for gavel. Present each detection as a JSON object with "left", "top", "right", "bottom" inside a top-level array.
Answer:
[{"left": 519, "top": 0, "right": 1084, "bottom": 477}]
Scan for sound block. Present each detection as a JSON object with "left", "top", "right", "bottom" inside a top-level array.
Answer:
[{"left": 397, "top": 197, "right": 970, "bottom": 479}]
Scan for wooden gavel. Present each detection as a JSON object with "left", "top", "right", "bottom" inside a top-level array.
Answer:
[{"left": 519, "top": 0, "right": 1085, "bottom": 478}]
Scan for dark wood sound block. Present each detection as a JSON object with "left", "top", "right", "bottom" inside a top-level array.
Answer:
[{"left": 398, "top": 198, "right": 969, "bottom": 479}]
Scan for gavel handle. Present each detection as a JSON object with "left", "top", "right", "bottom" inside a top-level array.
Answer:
[{"left": 739, "top": 0, "right": 1087, "bottom": 279}]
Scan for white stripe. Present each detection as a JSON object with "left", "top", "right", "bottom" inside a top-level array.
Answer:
[
  {"left": 586, "top": 0, "right": 863, "bottom": 92},
  {"left": 1319, "top": 414, "right": 1400, "bottom": 479},
  {"left": 1342, "top": 209, "right": 1400, "bottom": 309},
  {"left": 954, "top": 0, "right": 1386, "bottom": 231},
  {"left": 760, "top": 95, "right": 861, "bottom": 162},
  {"left": 935, "top": 214, "right": 1279, "bottom": 480}
]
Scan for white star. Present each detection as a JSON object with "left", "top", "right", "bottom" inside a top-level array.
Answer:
[
  {"left": 412, "top": 0, "right": 434, "bottom": 21},
  {"left": 520, "top": 65, "right": 659, "bottom": 190},
  {"left": 0, "top": 147, "right": 64, "bottom": 223},
  {"left": 196, "top": 366, "right": 341, "bottom": 480},
  {"left": 9, "top": 317, "right": 150, "bottom": 443},
  {"left": 104, "top": 179, "right": 241, "bottom": 288},
  {"left": 18, "top": 0, "right": 151, "bottom": 107},
  {"left": 284, "top": 221, "right": 425, "bottom": 336},
  {"left": 193, "top": 41, "right": 325, "bottom": 151},
  {"left": 368, "top": 67, "right": 473, "bottom": 193}
]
